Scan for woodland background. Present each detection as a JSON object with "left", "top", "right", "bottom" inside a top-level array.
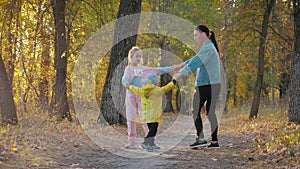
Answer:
[{"left": 0, "top": 0, "right": 299, "bottom": 168}]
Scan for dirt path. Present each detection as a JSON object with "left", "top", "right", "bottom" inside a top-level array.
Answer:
[
  {"left": 27, "top": 134, "right": 256, "bottom": 169},
  {"left": 1, "top": 115, "right": 274, "bottom": 169}
]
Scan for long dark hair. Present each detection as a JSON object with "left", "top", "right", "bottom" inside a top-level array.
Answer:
[{"left": 196, "top": 25, "right": 219, "bottom": 53}]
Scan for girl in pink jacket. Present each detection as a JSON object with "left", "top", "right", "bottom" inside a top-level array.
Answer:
[{"left": 122, "top": 46, "right": 173, "bottom": 149}]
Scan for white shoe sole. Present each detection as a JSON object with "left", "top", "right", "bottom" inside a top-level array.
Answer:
[{"left": 190, "top": 144, "right": 208, "bottom": 148}]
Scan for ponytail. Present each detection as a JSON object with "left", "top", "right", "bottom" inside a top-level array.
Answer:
[
  {"left": 196, "top": 25, "right": 219, "bottom": 53},
  {"left": 209, "top": 31, "right": 219, "bottom": 53}
]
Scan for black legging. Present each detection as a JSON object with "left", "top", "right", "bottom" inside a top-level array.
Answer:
[
  {"left": 146, "top": 122, "right": 158, "bottom": 138},
  {"left": 144, "top": 122, "right": 159, "bottom": 146},
  {"left": 192, "top": 84, "right": 220, "bottom": 141}
]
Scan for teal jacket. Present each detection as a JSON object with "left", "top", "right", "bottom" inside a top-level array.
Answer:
[{"left": 179, "top": 40, "right": 221, "bottom": 86}]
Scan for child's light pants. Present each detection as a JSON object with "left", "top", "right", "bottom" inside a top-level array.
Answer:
[{"left": 125, "top": 92, "right": 149, "bottom": 140}]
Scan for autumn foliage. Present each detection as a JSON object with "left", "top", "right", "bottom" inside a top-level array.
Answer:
[{"left": 0, "top": 0, "right": 299, "bottom": 168}]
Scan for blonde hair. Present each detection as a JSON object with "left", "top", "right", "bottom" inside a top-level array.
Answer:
[{"left": 128, "top": 46, "right": 143, "bottom": 66}]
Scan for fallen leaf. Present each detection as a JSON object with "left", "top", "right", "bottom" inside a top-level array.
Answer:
[
  {"left": 211, "top": 157, "right": 218, "bottom": 161},
  {"left": 11, "top": 140, "right": 18, "bottom": 152}
]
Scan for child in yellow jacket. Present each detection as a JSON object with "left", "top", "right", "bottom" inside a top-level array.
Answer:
[{"left": 127, "top": 73, "right": 177, "bottom": 152}]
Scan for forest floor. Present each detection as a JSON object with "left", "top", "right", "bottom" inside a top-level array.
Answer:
[{"left": 0, "top": 106, "right": 299, "bottom": 169}]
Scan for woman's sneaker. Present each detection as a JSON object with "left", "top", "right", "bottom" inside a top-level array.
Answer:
[
  {"left": 207, "top": 142, "right": 220, "bottom": 148},
  {"left": 190, "top": 138, "right": 208, "bottom": 148}
]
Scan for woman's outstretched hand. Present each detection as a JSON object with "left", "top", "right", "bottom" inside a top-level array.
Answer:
[
  {"left": 171, "top": 63, "right": 186, "bottom": 73},
  {"left": 171, "top": 65, "right": 180, "bottom": 72}
]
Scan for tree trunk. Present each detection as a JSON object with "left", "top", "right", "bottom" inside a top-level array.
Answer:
[
  {"left": 159, "top": 37, "right": 174, "bottom": 113},
  {"left": 222, "top": 0, "right": 234, "bottom": 113},
  {"left": 158, "top": 1, "right": 178, "bottom": 113},
  {"left": 3, "top": 0, "right": 21, "bottom": 88},
  {"left": 288, "top": 0, "right": 300, "bottom": 124},
  {"left": 161, "top": 73, "right": 174, "bottom": 112},
  {"left": 279, "top": 52, "right": 291, "bottom": 100},
  {"left": 51, "top": 0, "right": 71, "bottom": 121},
  {"left": 232, "top": 72, "right": 237, "bottom": 106},
  {"left": 6, "top": 11, "right": 16, "bottom": 86},
  {"left": 39, "top": 32, "right": 51, "bottom": 113},
  {"left": 249, "top": 0, "right": 275, "bottom": 119},
  {"left": 0, "top": 54, "right": 17, "bottom": 125},
  {"left": 99, "top": 0, "right": 142, "bottom": 125},
  {"left": 0, "top": 0, "right": 18, "bottom": 125}
]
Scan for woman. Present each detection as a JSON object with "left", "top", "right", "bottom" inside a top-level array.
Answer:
[{"left": 173, "top": 25, "right": 221, "bottom": 148}]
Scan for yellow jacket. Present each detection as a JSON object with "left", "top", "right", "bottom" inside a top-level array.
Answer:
[{"left": 129, "top": 81, "right": 176, "bottom": 123}]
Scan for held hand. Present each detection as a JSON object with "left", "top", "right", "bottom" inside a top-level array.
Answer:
[
  {"left": 171, "top": 65, "right": 177, "bottom": 72},
  {"left": 172, "top": 62, "right": 186, "bottom": 72},
  {"left": 173, "top": 73, "right": 181, "bottom": 81},
  {"left": 124, "top": 84, "right": 129, "bottom": 89},
  {"left": 171, "top": 64, "right": 181, "bottom": 72}
]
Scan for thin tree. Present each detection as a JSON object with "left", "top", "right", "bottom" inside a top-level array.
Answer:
[
  {"left": 222, "top": 0, "right": 234, "bottom": 113},
  {"left": 40, "top": 25, "right": 52, "bottom": 113},
  {"left": 289, "top": 0, "right": 300, "bottom": 124},
  {"left": 249, "top": 0, "right": 275, "bottom": 119},
  {"left": 158, "top": 0, "right": 177, "bottom": 113},
  {"left": 99, "top": 0, "right": 142, "bottom": 125},
  {"left": 0, "top": 0, "right": 18, "bottom": 125},
  {"left": 51, "top": 0, "right": 72, "bottom": 121}
]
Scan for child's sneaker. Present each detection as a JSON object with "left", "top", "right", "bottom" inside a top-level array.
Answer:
[
  {"left": 152, "top": 144, "right": 161, "bottom": 149},
  {"left": 207, "top": 142, "right": 220, "bottom": 148},
  {"left": 190, "top": 138, "right": 208, "bottom": 148},
  {"left": 141, "top": 142, "right": 153, "bottom": 152},
  {"left": 141, "top": 142, "right": 148, "bottom": 149},
  {"left": 146, "top": 145, "right": 153, "bottom": 152},
  {"left": 125, "top": 140, "right": 135, "bottom": 149}
]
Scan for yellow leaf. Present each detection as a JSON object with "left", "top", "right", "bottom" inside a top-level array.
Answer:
[
  {"left": 61, "top": 52, "right": 66, "bottom": 58},
  {"left": 11, "top": 140, "right": 18, "bottom": 152},
  {"left": 1, "top": 129, "right": 6, "bottom": 135},
  {"left": 11, "top": 147, "right": 18, "bottom": 152},
  {"left": 13, "top": 140, "right": 17, "bottom": 147}
]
